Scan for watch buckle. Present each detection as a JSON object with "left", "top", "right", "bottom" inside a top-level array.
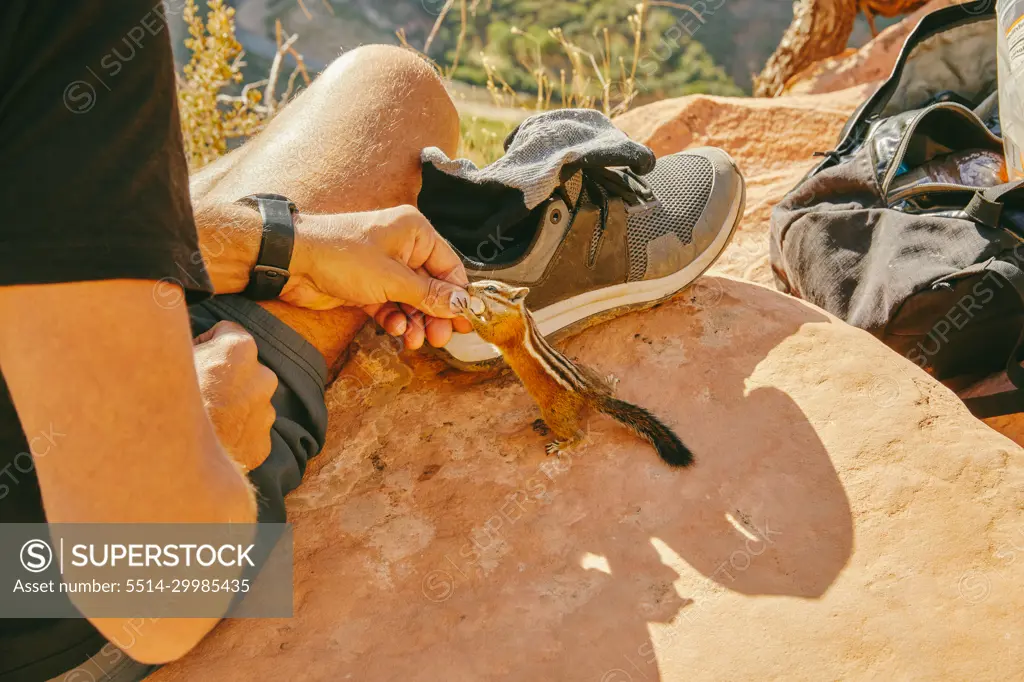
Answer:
[{"left": 253, "top": 265, "right": 290, "bottom": 279}]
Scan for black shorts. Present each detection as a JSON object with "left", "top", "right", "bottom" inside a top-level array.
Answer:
[{"left": 189, "top": 295, "right": 330, "bottom": 524}]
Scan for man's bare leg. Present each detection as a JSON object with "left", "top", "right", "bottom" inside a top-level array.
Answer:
[{"left": 191, "top": 45, "right": 461, "bottom": 371}]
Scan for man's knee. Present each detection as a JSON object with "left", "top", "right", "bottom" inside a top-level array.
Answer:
[
  {"left": 321, "top": 45, "right": 459, "bottom": 147},
  {"left": 326, "top": 45, "right": 445, "bottom": 99},
  {"left": 333, "top": 44, "right": 430, "bottom": 75}
]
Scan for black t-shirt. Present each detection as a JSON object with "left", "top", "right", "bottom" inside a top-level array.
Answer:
[{"left": 0, "top": 2, "right": 212, "bottom": 679}]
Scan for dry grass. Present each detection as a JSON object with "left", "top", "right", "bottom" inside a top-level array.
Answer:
[
  {"left": 176, "top": 0, "right": 310, "bottom": 170},
  {"left": 408, "top": 0, "right": 656, "bottom": 119},
  {"left": 402, "top": 0, "right": 667, "bottom": 163},
  {"left": 177, "top": 0, "right": 672, "bottom": 169},
  {"left": 459, "top": 115, "right": 517, "bottom": 166},
  {"left": 176, "top": 0, "right": 261, "bottom": 170}
]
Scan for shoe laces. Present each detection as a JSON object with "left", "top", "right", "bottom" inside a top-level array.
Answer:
[{"left": 578, "top": 167, "right": 661, "bottom": 266}]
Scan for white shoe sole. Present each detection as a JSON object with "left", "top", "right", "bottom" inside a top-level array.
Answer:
[{"left": 443, "top": 158, "right": 746, "bottom": 368}]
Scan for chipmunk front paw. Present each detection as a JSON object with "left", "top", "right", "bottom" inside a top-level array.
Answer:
[
  {"left": 545, "top": 441, "right": 565, "bottom": 457},
  {"left": 545, "top": 431, "right": 583, "bottom": 457}
]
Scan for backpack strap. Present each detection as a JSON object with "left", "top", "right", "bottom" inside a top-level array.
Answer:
[
  {"left": 964, "top": 179, "right": 1024, "bottom": 229},
  {"left": 961, "top": 259, "right": 1024, "bottom": 418}
]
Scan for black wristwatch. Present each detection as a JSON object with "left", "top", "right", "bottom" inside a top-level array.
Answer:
[{"left": 235, "top": 193, "right": 297, "bottom": 301}]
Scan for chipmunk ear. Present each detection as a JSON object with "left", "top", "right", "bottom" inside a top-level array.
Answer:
[{"left": 510, "top": 286, "right": 530, "bottom": 302}]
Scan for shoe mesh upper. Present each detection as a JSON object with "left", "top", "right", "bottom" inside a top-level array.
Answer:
[
  {"left": 625, "top": 154, "right": 714, "bottom": 281},
  {"left": 564, "top": 171, "right": 584, "bottom": 207},
  {"left": 586, "top": 184, "right": 606, "bottom": 266}
]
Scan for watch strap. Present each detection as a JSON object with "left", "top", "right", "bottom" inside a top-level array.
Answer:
[{"left": 236, "top": 194, "right": 296, "bottom": 300}]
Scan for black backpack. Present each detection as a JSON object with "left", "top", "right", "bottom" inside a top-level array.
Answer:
[{"left": 770, "top": 0, "right": 1024, "bottom": 418}]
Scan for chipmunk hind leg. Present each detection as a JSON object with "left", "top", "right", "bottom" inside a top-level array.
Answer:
[
  {"left": 540, "top": 396, "right": 586, "bottom": 457},
  {"left": 576, "top": 363, "right": 617, "bottom": 396}
]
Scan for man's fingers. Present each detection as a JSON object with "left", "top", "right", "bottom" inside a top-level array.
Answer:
[
  {"left": 402, "top": 207, "right": 469, "bottom": 287},
  {"left": 382, "top": 260, "right": 469, "bottom": 320},
  {"left": 404, "top": 299, "right": 454, "bottom": 348},
  {"left": 256, "top": 364, "right": 280, "bottom": 401},
  {"left": 383, "top": 311, "right": 408, "bottom": 337},
  {"left": 405, "top": 277, "right": 470, "bottom": 339},
  {"left": 193, "top": 320, "right": 252, "bottom": 347},
  {"left": 373, "top": 303, "right": 408, "bottom": 336},
  {"left": 399, "top": 302, "right": 460, "bottom": 347},
  {"left": 425, "top": 317, "right": 453, "bottom": 348},
  {"left": 403, "top": 311, "right": 426, "bottom": 350},
  {"left": 422, "top": 277, "right": 469, "bottom": 319}
]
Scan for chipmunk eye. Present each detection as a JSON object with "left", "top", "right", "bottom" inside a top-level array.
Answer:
[{"left": 485, "top": 285, "right": 498, "bottom": 293}]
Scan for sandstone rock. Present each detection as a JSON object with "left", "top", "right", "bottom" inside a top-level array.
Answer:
[
  {"left": 783, "top": 0, "right": 957, "bottom": 96},
  {"left": 153, "top": 277, "right": 1024, "bottom": 681}
]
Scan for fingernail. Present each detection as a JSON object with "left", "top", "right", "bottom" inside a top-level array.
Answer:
[
  {"left": 394, "top": 318, "right": 407, "bottom": 335},
  {"left": 449, "top": 289, "right": 470, "bottom": 314}
]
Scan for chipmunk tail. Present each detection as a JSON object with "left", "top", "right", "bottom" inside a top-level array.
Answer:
[{"left": 595, "top": 395, "right": 693, "bottom": 467}]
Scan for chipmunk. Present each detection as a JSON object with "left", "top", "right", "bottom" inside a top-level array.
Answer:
[{"left": 456, "top": 280, "right": 693, "bottom": 467}]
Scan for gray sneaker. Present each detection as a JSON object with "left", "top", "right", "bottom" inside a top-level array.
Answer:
[{"left": 443, "top": 147, "right": 745, "bottom": 369}]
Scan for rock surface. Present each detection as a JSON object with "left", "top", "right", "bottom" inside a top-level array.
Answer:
[{"left": 153, "top": 277, "right": 1024, "bottom": 682}]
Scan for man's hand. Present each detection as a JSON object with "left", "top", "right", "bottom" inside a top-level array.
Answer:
[
  {"left": 280, "top": 205, "right": 473, "bottom": 349},
  {"left": 193, "top": 321, "right": 278, "bottom": 472}
]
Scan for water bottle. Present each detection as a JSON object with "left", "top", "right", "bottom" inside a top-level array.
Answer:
[
  {"left": 998, "top": 0, "right": 1024, "bottom": 180},
  {"left": 890, "top": 149, "right": 1007, "bottom": 193}
]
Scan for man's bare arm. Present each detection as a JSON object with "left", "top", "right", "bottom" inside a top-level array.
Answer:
[
  {"left": 0, "top": 279, "right": 256, "bottom": 663},
  {"left": 193, "top": 201, "right": 262, "bottom": 296}
]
